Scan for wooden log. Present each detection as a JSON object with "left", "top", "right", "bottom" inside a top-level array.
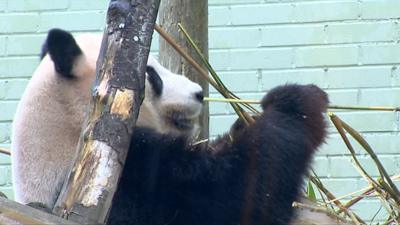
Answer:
[
  {"left": 52, "top": 0, "right": 160, "bottom": 224},
  {"left": 0, "top": 197, "right": 79, "bottom": 225},
  {"left": 159, "top": 0, "right": 209, "bottom": 140}
]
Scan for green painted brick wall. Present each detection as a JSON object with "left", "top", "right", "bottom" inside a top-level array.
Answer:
[{"left": 1, "top": 0, "right": 400, "bottom": 221}]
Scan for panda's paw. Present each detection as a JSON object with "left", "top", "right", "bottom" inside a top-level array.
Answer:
[
  {"left": 261, "top": 84, "right": 328, "bottom": 116},
  {"left": 26, "top": 202, "right": 54, "bottom": 214}
]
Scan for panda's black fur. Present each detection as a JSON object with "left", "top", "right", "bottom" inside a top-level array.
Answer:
[{"left": 107, "top": 84, "right": 329, "bottom": 225}]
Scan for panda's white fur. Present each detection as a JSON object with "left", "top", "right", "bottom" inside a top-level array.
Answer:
[{"left": 11, "top": 29, "right": 203, "bottom": 208}]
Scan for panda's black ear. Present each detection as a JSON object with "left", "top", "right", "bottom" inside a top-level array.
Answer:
[
  {"left": 42, "top": 28, "right": 83, "bottom": 78},
  {"left": 146, "top": 66, "right": 163, "bottom": 97}
]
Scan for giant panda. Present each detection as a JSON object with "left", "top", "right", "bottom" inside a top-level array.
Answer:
[
  {"left": 11, "top": 29, "right": 343, "bottom": 225},
  {"left": 11, "top": 28, "right": 204, "bottom": 209},
  {"left": 106, "top": 84, "right": 329, "bottom": 225}
]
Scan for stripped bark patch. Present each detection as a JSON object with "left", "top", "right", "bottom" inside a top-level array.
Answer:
[
  {"left": 80, "top": 140, "right": 120, "bottom": 207},
  {"left": 111, "top": 89, "right": 134, "bottom": 119}
]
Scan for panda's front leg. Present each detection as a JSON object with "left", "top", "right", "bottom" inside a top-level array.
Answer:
[{"left": 225, "top": 84, "right": 329, "bottom": 225}]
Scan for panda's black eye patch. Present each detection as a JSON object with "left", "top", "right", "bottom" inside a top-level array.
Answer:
[{"left": 146, "top": 66, "right": 163, "bottom": 97}]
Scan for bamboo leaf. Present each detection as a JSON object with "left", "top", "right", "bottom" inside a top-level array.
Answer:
[{"left": 307, "top": 180, "right": 317, "bottom": 202}]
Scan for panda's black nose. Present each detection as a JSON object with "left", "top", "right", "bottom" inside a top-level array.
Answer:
[{"left": 195, "top": 91, "right": 204, "bottom": 102}]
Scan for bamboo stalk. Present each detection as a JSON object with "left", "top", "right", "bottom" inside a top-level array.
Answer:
[
  {"left": 178, "top": 23, "right": 227, "bottom": 93},
  {"left": 204, "top": 97, "right": 400, "bottom": 112},
  {"left": 309, "top": 176, "right": 365, "bottom": 225},
  {"left": 330, "top": 113, "right": 400, "bottom": 223},
  {"left": 0, "top": 147, "right": 11, "bottom": 156},
  {"left": 340, "top": 120, "right": 400, "bottom": 202},
  {"left": 292, "top": 201, "right": 351, "bottom": 224},
  {"left": 177, "top": 23, "right": 255, "bottom": 124},
  {"left": 329, "top": 114, "right": 382, "bottom": 189},
  {"left": 381, "top": 217, "right": 396, "bottom": 225},
  {"left": 339, "top": 187, "right": 375, "bottom": 213},
  {"left": 205, "top": 97, "right": 260, "bottom": 104},
  {"left": 329, "top": 105, "right": 400, "bottom": 112},
  {"left": 310, "top": 170, "right": 334, "bottom": 211},
  {"left": 154, "top": 24, "right": 221, "bottom": 92},
  {"left": 155, "top": 24, "right": 257, "bottom": 124},
  {"left": 326, "top": 186, "right": 373, "bottom": 204}
]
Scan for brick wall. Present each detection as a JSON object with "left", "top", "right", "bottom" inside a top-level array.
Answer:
[{"left": 1, "top": 0, "right": 400, "bottom": 221}]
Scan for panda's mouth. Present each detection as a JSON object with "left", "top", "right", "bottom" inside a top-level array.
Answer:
[
  {"left": 164, "top": 109, "right": 199, "bottom": 131},
  {"left": 168, "top": 114, "right": 196, "bottom": 130},
  {"left": 162, "top": 104, "right": 202, "bottom": 132}
]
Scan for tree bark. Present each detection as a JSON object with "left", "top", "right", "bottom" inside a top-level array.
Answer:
[
  {"left": 52, "top": 0, "right": 160, "bottom": 224},
  {"left": 159, "top": 0, "right": 209, "bottom": 140}
]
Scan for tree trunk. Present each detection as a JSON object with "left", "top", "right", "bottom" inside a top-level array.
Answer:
[
  {"left": 52, "top": 1, "right": 160, "bottom": 224},
  {"left": 159, "top": 0, "right": 209, "bottom": 140}
]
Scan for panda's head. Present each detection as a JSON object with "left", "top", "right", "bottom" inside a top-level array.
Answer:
[
  {"left": 142, "top": 57, "right": 204, "bottom": 136},
  {"left": 41, "top": 28, "right": 203, "bottom": 136}
]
